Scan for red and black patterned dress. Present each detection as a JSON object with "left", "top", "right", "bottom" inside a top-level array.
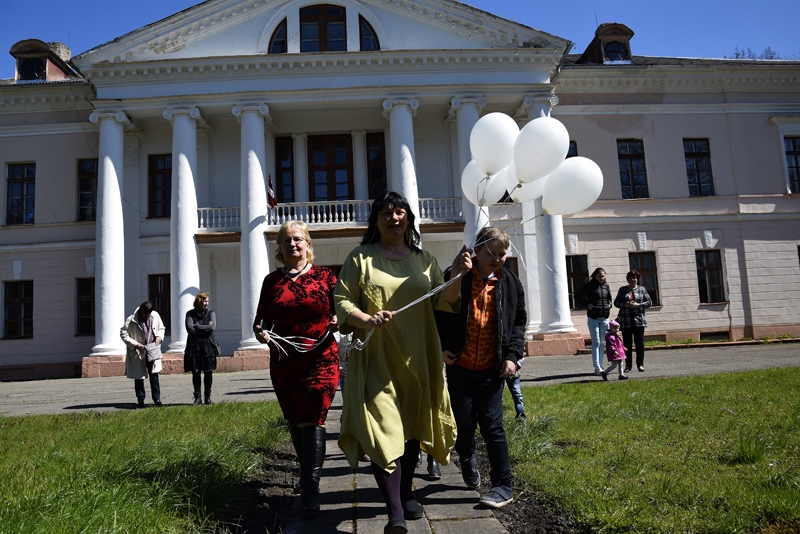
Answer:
[{"left": 253, "top": 265, "right": 339, "bottom": 426}]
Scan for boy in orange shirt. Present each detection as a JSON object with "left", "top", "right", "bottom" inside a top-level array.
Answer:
[{"left": 435, "top": 227, "right": 527, "bottom": 508}]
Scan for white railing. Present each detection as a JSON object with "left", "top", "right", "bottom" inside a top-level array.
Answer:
[
  {"left": 198, "top": 207, "right": 241, "bottom": 230},
  {"left": 197, "top": 198, "right": 463, "bottom": 231}
]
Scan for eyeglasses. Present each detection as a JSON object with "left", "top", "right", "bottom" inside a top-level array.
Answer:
[{"left": 281, "top": 236, "right": 306, "bottom": 245}]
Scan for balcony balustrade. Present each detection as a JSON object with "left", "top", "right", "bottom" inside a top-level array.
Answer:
[{"left": 197, "top": 198, "right": 462, "bottom": 232}]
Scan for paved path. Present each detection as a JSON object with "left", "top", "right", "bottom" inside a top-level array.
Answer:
[{"left": 1, "top": 343, "right": 799, "bottom": 533}]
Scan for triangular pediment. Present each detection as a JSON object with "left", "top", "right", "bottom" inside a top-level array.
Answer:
[{"left": 74, "top": 0, "right": 570, "bottom": 68}]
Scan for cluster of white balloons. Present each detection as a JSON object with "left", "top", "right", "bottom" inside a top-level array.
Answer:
[{"left": 462, "top": 112, "right": 603, "bottom": 215}]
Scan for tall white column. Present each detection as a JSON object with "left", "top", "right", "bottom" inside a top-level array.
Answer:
[
  {"left": 163, "top": 108, "right": 202, "bottom": 351},
  {"left": 382, "top": 98, "right": 420, "bottom": 223},
  {"left": 449, "top": 97, "right": 487, "bottom": 246},
  {"left": 352, "top": 130, "right": 369, "bottom": 200},
  {"left": 292, "top": 133, "right": 309, "bottom": 203},
  {"left": 88, "top": 111, "right": 131, "bottom": 356},
  {"left": 527, "top": 95, "right": 575, "bottom": 333},
  {"left": 232, "top": 104, "right": 272, "bottom": 350}
]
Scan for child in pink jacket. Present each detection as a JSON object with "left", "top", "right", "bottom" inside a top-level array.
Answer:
[{"left": 601, "top": 320, "right": 629, "bottom": 381}]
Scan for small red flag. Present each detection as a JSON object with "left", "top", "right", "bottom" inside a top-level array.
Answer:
[{"left": 267, "top": 172, "right": 277, "bottom": 208}]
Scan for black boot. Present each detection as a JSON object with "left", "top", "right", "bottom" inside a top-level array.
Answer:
[
  {"left": 204, "top": 390, "right": 214, "bottom": 405},
  {"left": 192, "top": 391, "right": 202, "bottom": 406},
  {"left": 299, "top": 425, "right": 326, "bottom": 517},
  {"left": 288, "top": 424, "right": 304, "bottom": 495}
]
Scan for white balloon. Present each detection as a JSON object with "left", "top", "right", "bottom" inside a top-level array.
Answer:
[
  {"left": 505, "top": 165, "right": 546, "bottom": 202},
  {"left": 470, "top": 112, "right": 520, "bottom": 176},
  {"left": 513, "top": 116, "right": 570, "bottom": 183},
  {"left": 461, "top": 160, "right": 508, "bottom": 206},
  {"left": 542, "top": 157, "right": 604, "bottom": 215}
]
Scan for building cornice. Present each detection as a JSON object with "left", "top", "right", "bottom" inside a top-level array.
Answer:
[
  {"left": 0, "top": 84, "right": 95, "bottom": 112},
  {"left": 557, "top": 65, "right": 800, "bottom": 94},
  {"left": 554, "top": 102, "right": 800, "bottom": 116},
  {"left": 0, "top": 123, "right": 98, "bottom": 138},
  {"left": 80, "top": 48, "right": 563, "bottom": 86}
]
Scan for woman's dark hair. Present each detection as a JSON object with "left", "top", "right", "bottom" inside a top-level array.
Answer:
[
  {"left": 138, "top": 301, "right": 154, "bottom": 314},
  {"left": 361, "top": 191, "right": 421, "bottom": 251},
  {"left": 626, "top": 269, "right": 640, "bottom": 282},
  {"left": 591, "top": 267, "right": 606, "bottom": 280}
]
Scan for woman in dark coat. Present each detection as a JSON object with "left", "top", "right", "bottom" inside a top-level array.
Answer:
[
  {"left": 613, "top": 270, "right": 652, "bottom": 373},
  {"left": 575, "top": 268, "right": 613, "bottom": 375},
  {"left": 184, "top": 292, "right": 218, "bottom": 405}
]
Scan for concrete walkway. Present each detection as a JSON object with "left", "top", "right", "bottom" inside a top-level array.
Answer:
[{"left": 1, "top": 343, "right": 799, "bottom": 533}]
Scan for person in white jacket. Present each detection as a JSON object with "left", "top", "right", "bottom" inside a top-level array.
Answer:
[{"left": 121, "top": 301, "right": 165, "bottom": 408}]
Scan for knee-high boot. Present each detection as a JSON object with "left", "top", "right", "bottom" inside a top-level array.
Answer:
[
  {"left": 299, "top": 425, "right": 326, "bottom": 516},
  {"left": 288, "top": 424, "right": 304, "bottom": 494}
]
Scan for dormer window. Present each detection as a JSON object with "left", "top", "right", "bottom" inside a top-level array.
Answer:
[
  {"left": 301, "top": 4, "right": 347, "bottom": 52},
  {"left": 604, "top": 41, "right": 629, "bottom": 62},
  {"left": 18, "top": 58, "right": 46, "bottom": 80}
]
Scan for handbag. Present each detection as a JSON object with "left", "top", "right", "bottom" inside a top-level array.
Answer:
[
  {"left": 145, "top": 342, "right": 162, "bottom": 362},
  {"left": 210, "top": 339, "right": 221, "bottom": 357}
]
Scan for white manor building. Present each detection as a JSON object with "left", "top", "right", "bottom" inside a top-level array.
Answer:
[{"left": 1, "top": 0, "right": 799, "bottom": 380}]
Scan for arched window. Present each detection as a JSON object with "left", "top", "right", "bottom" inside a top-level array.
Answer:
[
  {"left": 604, "top": 41, "right": 628, "bottom": 61},
  {"left": 301, "top": 4, "right": 347, "bottom": 52},
  {"left": 359, "top": 15, "right": 380, "bottom": 51},
  {"left": 269, "top": 19, "right": 288, "bottom": 54}
]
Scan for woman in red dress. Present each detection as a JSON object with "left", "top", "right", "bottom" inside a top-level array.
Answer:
[{"left": 253, "top": 220, "right": 339, "bottom": 517}]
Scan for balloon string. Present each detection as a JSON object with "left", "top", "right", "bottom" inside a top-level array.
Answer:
[
  {"left": 348, "top": 270, "right": 465, "bottom": 352},
  {"left": 265, "top": 330, "right": 330, "bottom": 360}
]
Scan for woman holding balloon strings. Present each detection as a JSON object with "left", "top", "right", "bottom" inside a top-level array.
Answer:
[
  {"left": 253, "top": 220, "right": 339, "bottom": 517},
  {"left": 334, "top": 191, "right": 471, "bottom": 534}
]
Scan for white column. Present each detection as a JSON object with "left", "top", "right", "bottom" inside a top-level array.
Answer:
[
  {"left": 527, "top": 95, "right": 575, "bottom": 333},
  {"left": 164, "top": 108, "right": 202, "bottom": 351},
  {"left": 382, "top": 98, "right": 420, "bottom": 223},
  {"left": 352, "top": 130, "right": 369, "bottom": 200},
  {"left": 88, "top": 111, "right": 131, "bottom": 356},
  {"left": 449, "top": 97, "right": 487, "bottom": 246},
  {"left": 233, "top": 104, "right": 272, "bottom": 350},
  {"left": 292, "top": 133, "right": 309, "bottom": 203},
  {"left": 521, "top": 200, "right": 542, "bottom": 336}
]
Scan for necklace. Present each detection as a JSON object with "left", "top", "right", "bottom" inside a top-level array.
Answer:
[{"left": 283, "top": 262, "right": 310, "bottom": 278}]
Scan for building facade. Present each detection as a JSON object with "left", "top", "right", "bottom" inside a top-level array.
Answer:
[{"left": 0, "top": 1, "right": 798, "bottom": 380}]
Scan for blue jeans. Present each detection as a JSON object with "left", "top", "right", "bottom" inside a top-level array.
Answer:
[
  {"left": 447, "top": 364, "right": 513, "bottom": 488},
  {"left": 505, "top": 376, "right": 524, "bottom": 416},
  {"left": 587, "top": 317, "right": 609, "bottom": 371}
]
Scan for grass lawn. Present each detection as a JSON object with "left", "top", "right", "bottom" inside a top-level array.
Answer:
[
  {"left": 0, "top": 402, "right": 287, "bottom": 533},
  {"left": 506, "top": 367, "right": 800, "bottom": 533}
]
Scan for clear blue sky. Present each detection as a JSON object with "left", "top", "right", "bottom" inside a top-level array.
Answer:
[{"left": 2, "top": 0, "right": 798, "bottom": 76}]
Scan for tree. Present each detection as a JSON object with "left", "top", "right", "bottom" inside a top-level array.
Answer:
[{"left": 725, "top": 46, "right": 782, "bottom": 60}]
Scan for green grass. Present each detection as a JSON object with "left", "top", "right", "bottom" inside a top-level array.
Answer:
[
  {"left": 0, "top": 402, "right": 287, "bottom": 533},
  {"left": 505, "top": 367, "right": 800, "bottom": 533}
]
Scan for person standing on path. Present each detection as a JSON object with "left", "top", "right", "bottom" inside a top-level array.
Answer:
[
  {"left": 120, "top": 302, "right": 165, "bottom": 408},
  {"left": 436, "top": 226, "right": 527, "bottom": 509},
  {"left": 334, "top": 191, "right": 470, "bottom": 534},
  {"left": 184, "top": 292, "right": 218, "bottom": 405},
  {"left": 253, "top": 220, "right": 340, "bottom": 517},
  {"left": 600, "top": 320, "right": 628, "bottom": 381},
  {"left": 614, "top": 270, "right": 652, "bottom": 373},
  {"left": 575, "top": 268, "right": 613, "bottom": 375}
]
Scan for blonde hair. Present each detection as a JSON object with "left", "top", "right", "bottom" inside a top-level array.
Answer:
[
  {"left": 274, "top": 220, "right": 314, "bottom": 265},
  {"left": 475, "top": 226, "right": 510, "bottom": 251}
]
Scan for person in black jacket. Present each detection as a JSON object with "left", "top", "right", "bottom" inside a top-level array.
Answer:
[
  {"left": 435, "top": 226, "right": 527, "bottom": 510},
  {"left": 574, "top": 268, "right": 613, "bottom": 375},
  {"left": 184, "top": 292, "right": 218, "bottom": 405}
]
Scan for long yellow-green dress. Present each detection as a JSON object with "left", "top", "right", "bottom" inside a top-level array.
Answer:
[{"left": 335, "top": 244, "right": 458, "bottom": 473}]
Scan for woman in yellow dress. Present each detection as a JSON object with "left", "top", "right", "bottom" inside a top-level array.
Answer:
[{"left": 335, "top": 191, "right": 471, "bottom": 534}]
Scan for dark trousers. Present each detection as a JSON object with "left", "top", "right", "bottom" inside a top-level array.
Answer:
[
  {"left": 134, "top": 360, "right": 160, "bottom": 402},
  {"left": 621, "top": 326, "right": 646, "bottom": 369},
  {"left": 192, "top": 370, "right": 213, "bottom": 393},
  {"left": 446, "top": 364, "right": 512, "bottom": 488}
]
